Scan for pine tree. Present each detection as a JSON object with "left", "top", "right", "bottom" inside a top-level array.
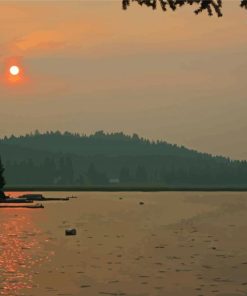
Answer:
[{"left": 0, "top": 157, "right": 6, "bottom": 199}]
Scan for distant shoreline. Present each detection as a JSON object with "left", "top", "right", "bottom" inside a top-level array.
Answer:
[{"left": 5, "top": 186, "right": 247, "bottom": 192}]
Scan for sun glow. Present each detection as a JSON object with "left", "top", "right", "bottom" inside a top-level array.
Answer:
[
  {"left": 2, "top": 57, "right": 30, "bottom": 86},
  {"left": 9, "top": 65, "right": 20, "bottom": 76}
]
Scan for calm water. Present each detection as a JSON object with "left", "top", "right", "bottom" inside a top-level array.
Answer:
[
  {"left": 1, "top": 191, "right": 247, "bottom": 296},
  {"left": 0, "top": 208, "right": 51, "bottom": 295}
]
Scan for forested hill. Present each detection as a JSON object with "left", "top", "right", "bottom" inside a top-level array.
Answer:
[
  {"left": 0, "top": 130, "right": 206, "bottom": 157},
  {"left": 0, "top": 131, "right": 247, "bottom": 187}
]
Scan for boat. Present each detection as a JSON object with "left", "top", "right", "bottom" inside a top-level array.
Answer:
[{"left": 0, "top": 203, "right": 44, "bottom": 209}]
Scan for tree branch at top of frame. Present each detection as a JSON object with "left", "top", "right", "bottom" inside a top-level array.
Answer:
[{"left": 122, "top": 0, "right": 247, "bottom": 17}]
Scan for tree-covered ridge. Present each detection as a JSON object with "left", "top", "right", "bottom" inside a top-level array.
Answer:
[
  {"left": 122, "top": 0, "right": 247, "bottom": 17},
  {"left": 0, "top": 130, "right": 226, "bottom": 159},
  {"left": 0, "top": 131, "right": 247, "bottom": 187}
]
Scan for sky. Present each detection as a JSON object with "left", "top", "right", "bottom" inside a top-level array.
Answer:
[{"left": 0, "top": 1, "right": 246, "bottom": 159}]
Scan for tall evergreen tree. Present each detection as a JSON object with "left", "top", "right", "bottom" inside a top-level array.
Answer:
[{"left": 0, "top": 157, "right": 6, "bottom": 198}]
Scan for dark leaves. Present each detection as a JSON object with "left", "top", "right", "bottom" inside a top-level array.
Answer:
[
  {"left": 122, "top": 0, "right": 245, "bottom": 16},
  {"left": 241, "top": 0, "right": 247, "bottom": 8}
]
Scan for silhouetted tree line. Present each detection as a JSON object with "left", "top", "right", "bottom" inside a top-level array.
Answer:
[
  {"left": 4, "top": 157, "right": 75, "bottom": 186},
  {"left": 122, "top": 0, "right": 247, "bottom": 17},
  {"left": 1, "top": 131, "right": 247, "bottom": 187},
  {"left": 3, "top": 156, "right": 108, "bottom": 186},
  {"left": 0, "top": 130, "right": 222, "bottom": 158}
]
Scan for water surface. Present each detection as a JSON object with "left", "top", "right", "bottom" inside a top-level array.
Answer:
[{"left": 1, "top": 192, "right": 247, "bottom": 296}]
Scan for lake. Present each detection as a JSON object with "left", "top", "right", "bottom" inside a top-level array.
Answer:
[{"left": 1, "top": 191, "right": 247, "bottom": 296}]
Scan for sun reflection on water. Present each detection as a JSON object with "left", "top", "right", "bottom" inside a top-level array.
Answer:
[{"left": 0, "top": 210, "right": 51, "bottom": 295}]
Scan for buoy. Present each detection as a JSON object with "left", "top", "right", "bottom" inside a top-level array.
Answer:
[{"left": 65, "top": 228, "right": 77, "bottom": 236}]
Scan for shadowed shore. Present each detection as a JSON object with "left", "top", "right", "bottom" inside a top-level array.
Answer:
[{"left": 5, "top": 186, "right": 247, "bottom": 192}]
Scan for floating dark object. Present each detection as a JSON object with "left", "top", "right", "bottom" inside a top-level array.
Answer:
[
  {"left": 65, "top": 228, "right": 77, "bottom": 236},
  {"left": 139, "top": 201, "right": 144, "bottom": 205}
]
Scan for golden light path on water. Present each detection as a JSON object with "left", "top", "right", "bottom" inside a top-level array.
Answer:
[{"left": 0, "top": 196, "right": 53, "bottom": 296}]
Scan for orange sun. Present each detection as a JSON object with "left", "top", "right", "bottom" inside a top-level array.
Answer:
[
  {"left": 9, "top": 65, "right": 20, "bottom": 76},
  {"left": 3, "top": 58, "right": 28, "bottom": 85}
]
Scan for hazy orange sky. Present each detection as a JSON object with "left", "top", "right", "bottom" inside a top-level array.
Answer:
[{"left": 0, "top": 1, "right": 247, "bottom": 159}]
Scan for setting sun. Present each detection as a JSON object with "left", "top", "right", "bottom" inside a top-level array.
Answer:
[
  {"left": 9, "top": 65, "right": 20, "bottom": 76},
  {"left": 4, "top": 59, "right": 26, "bottom": 84}
]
